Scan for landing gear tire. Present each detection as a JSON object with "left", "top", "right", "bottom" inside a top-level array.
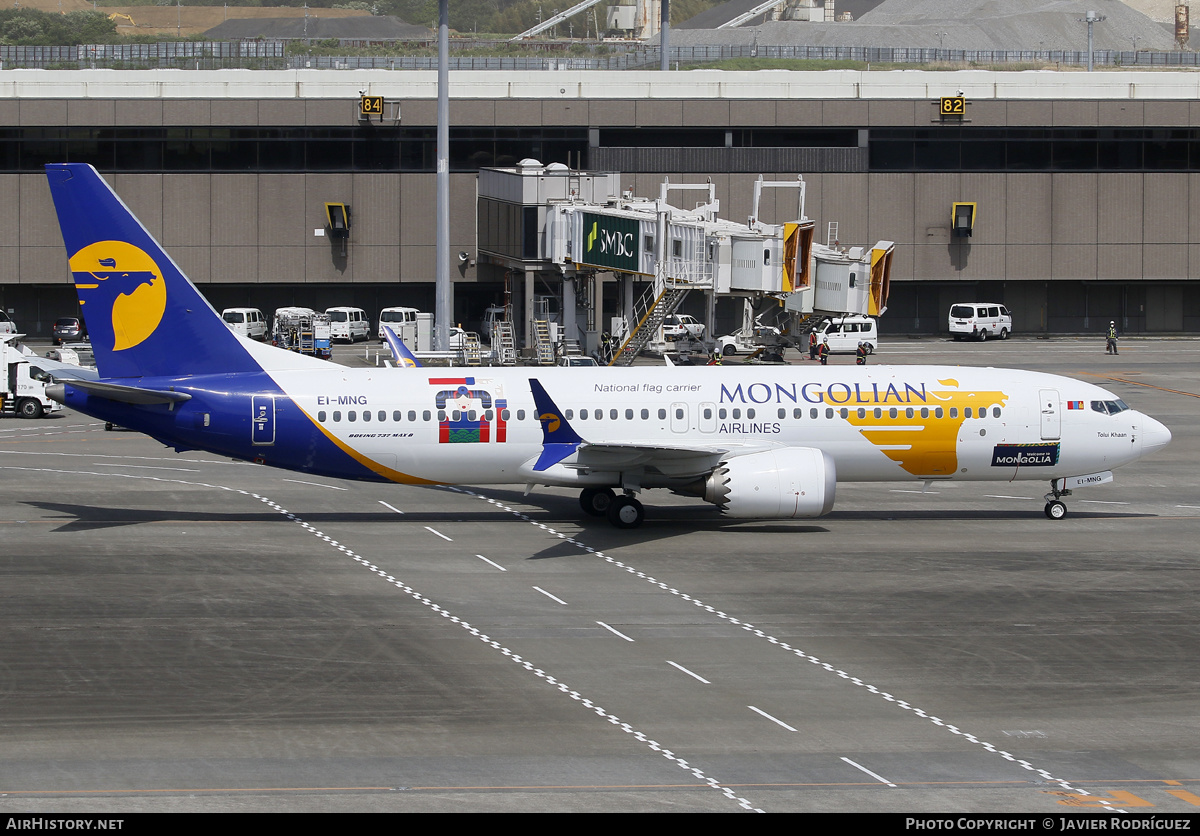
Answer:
[
  {"left": 580, "top": 487, "right": 616, "bottom": 517},
  {"left": 606, "top": 495, "right": 645, "bottom": 529},
  {"left": 18, "top": 398, "right": 43, "bottom": 419},
  {"left": 1044, "top": 500, "right": 1067, "bottom": 520}
]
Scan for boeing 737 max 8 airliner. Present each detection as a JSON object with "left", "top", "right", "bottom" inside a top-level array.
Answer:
[{"left": 42, "top": 164, "right": 1172, "bottom": 528}]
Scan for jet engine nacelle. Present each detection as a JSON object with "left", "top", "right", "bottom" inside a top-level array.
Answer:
[{"left": 704, "top": 447, "right": 836, "bottom": 518}]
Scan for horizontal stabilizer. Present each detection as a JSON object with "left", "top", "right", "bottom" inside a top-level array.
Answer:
[{"left": 47, "top": 379, "right": 193, "bottom": 406}]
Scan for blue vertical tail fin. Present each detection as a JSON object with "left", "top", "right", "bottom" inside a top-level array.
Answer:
[
  {"left": 383, "top": 328, "right": 422, "bottom": 368},
  {"left": 45, "top": 164, "right": 261, "bottom": 380},
  {"left": 529, "top": 378, "right": 583, "bottom": 471}
]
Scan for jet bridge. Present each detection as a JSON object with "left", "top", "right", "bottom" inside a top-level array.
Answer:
[{"left": 476, "top": 162, "right": 893, "bottom": 365}]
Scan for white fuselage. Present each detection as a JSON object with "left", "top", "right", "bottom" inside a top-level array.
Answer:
[{"left": 257, "top": 357, "right": 1164, "bottom": 489}]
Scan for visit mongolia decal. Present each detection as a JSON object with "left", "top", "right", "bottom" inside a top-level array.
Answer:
[
  {"left": 429, "top": 376, "right": 508, "bottom": 444},
  {"left": 991, "top": 443, "right": 1060, "bottom": 467}
]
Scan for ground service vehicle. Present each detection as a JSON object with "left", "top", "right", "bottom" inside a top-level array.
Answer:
[
  {"left": 222, "top": 308, "right": 268, "bottom": 341},
  {"left": 326, "top": 307, "right": 370, "bottom": 342},
  {"left": 0, "top": 311, "right": 16, "bottom": 336},
  {"left": 718, "top": 326, "right": 782, "bottom": 356},
  {"left": 272, "top": 308, "right": 331, "bottom": 360},
  {"left": 43, "top": 164, "right": 1172, "bottom": 528},
  {"left": 949, "top": 303, "right": 1012, "bottom": 341},
  {"left": 1, "top": 335, "right": 63, "bottom": 418},
  {"left": 378, "top": 307, "right": 419, "bottom": 340}
]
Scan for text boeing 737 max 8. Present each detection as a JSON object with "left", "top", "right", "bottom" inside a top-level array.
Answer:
[{"left": 43, "top": 164, "right": 1172, "bottom": 528}]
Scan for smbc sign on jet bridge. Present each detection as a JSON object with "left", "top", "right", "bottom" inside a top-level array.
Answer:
[{"left": 580, "top": 212, "right": 640, "bottom": 273}]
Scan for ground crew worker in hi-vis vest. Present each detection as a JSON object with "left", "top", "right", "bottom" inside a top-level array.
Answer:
[
  {"left": 856, "top": 341, "right": 868, "bottom": 365},
  {"left": 809, "top": 330, "right": 818, "bottom": 360},
  {"left": 1106, "top": 321, "right": 1119, "bottom": 355},
  {"left": 818, "top": 336, "right": 830, "bottom": 365}
]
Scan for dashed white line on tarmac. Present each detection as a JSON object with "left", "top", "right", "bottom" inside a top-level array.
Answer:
[
  {"left": 985, "top": 495, "right": 1033, "bottom": 500},
  {"left": 283, "top": 479, "right": 347, "bottom": 491},
  {"left": 452, "top": 484, "right": 1121, "bottom": 810},
  {"left": 597, "top": 621, "right": 633, "bottom": 642},
  {"left": 475, "top": 554, "right": 506, "bottom": 572},
  {"left": 667, "top": 661, "right": 710, "bottom": 684},
  {"left": 748, "top": 706, "right": 797, "bottom": 732},
  {"left": 424, "top": 526, "right": 453, "bottom": 541},
  {"left": 378, "top": 500, "right": 404, "bottom": 514},
  {"left": 1079, "top": 499, "right": 1129, "bottom": 505},
  {"left": 533, "top": 586, "right": 568, "bottom": 605},
  {"left": 841, "top": 756, "right": 898, "bottom": 788}
]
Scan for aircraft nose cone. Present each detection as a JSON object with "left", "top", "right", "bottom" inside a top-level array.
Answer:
[{"left": 1142, "top": 415, "right": 1172, "bottom": 457}]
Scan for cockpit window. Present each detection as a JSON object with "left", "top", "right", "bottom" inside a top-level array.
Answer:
[{"left": 1091, "top": 400, "right": 1130, "bottom": 415}]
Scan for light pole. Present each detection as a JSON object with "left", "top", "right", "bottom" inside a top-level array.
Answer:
[
  {"left": 1081, "top": 10, "right": 1106, "bottom": 72},
  {"left": 435, "top": 0, "right": 451, "bottom": 351}
]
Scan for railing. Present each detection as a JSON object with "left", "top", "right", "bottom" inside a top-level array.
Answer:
[{"left": 2, "top": 41, "right": 1195, "bottom": 71}]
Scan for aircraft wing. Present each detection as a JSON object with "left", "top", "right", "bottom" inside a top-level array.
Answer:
[
  {"left": 528, "top": 377, "right": 765, "bottom": 477},
  {"left": 567, "top": 441, "right": 731, "bottom": 478}
]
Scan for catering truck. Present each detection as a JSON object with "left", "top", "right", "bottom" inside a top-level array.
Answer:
[{"left": 1, "top": 335, "right": 63, "bottom": 418}]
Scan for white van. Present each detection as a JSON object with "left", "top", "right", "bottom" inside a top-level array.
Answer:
[
  {"left": 948, "top": 303, "right": 1012, "bottom": 341},
  {"left": 221, "top": 307, "right": 268, "bottom": 341},
  {"left": 813, "top": 315, "right": 878, "bottom": 354},
  {"left": 326, "top": 307, "right": 370, "bottom": 342},
  {"left": 378, "top": 306, "right": 419, "bottom": 340}
]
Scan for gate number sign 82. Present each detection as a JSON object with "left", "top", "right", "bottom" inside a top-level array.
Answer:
[{"left": 940, "top": 96, "right": 965, "bottom": 115}]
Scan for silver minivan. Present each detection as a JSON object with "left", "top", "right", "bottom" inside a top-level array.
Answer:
[{"left": 948, "top": 303, "right": 1012, "bottom": 341}]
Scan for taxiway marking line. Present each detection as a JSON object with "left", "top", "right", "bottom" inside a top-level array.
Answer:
[
  {"left": 283, "top": 478, "right": 347, "bottom": 490},
  {"left": 0, "top": 464, "right": 766, "bottom": 813},
  {"left": 475, "top": 554, "right": 506, "bottom": 571},
  {"left": 597, "top": 621, "right": 633, "bottom": 642},
  {"left": 453, "top": 485, "right": 1125, "bottom": 813},
  {"left": 748, "top": 706, "right": 797, "bottom": 732},
  {"left": 667, "top": 661, "right": 710, "bottom": 684},
  {"left": 90, "top": 463, "right": 200, "bottom": 472},
  {"left": 841, "top": 757, "right": 897, "bottom": 788},
  {"left": 378, "top": 500, "right": 404, "bottom": 514},
  {"left": 533, "top": 586, "right": 568, "bottom": 605}
]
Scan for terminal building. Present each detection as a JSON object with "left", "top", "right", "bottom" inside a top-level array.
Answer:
[{"left": 1, "top": 68, "right": 1198, "bottom": 340}]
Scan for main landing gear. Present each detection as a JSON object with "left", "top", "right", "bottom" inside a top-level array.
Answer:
[
  {"left": 580, "top": 488, "right": 645, "bottom": 529},
  {"left": 1044, "top": 479, "right": 1072, "bottom": 520}
]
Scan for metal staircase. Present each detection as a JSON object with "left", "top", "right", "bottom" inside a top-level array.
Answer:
[
  {"left": 493, "top": 321, "right": 518, "bottom": 366},
  {"left": 533, "top": 320, "right": 555, "bottom": 365},
  {"left": 604, "top": 238, "right": 713, "bottom": 366},
  {"left": 603, "top": 282, "right": 691, "bottom": 366},
  {"left": 462, "top": 332, "right": 483, "bottom": 366}
]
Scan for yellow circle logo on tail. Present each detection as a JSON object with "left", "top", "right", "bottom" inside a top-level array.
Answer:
[
  {"left": 539, "top": 412, "right": 561, "bottom": 433},
  {"left": 69, "top": 241, "right": 167, "bottom": 351}
]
